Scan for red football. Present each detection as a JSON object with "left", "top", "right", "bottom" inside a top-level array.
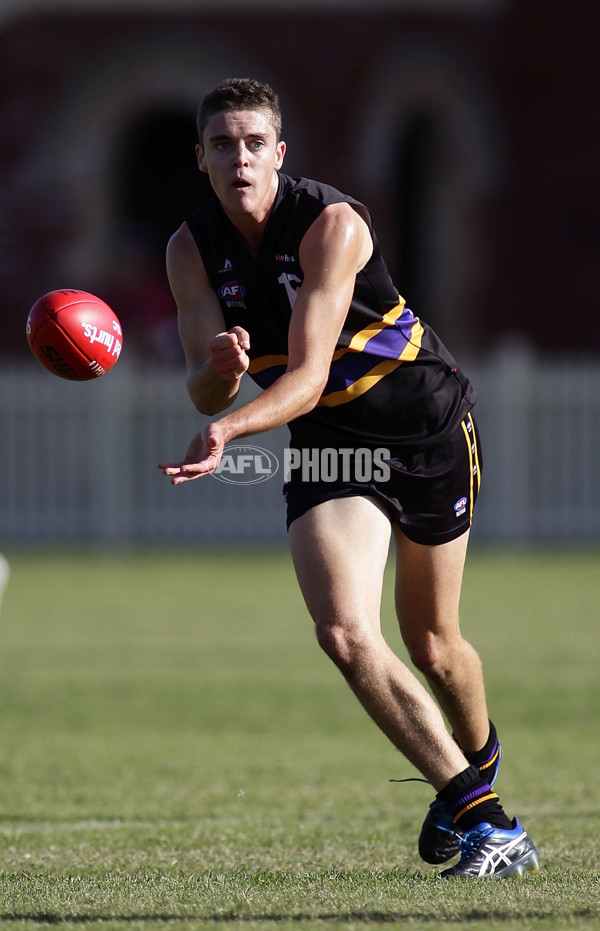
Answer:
[{"left": 26, "top": 289, "right": 123, "bottom": 381}]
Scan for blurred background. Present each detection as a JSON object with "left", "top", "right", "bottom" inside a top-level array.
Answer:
[{"left": 0, "top": 0, "right": 599, "bottom": 546}]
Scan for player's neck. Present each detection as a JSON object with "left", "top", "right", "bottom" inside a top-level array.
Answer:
[
  {"left": 222, "top": 174, "right": 279, "bottom": 257},
  {"left": 223, "top": 211, "right": 269, "bottom": 258}
]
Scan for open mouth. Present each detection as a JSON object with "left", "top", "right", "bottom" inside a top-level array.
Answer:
[{"left": 233, "top": 180, "right": 251, "bottom": 189}]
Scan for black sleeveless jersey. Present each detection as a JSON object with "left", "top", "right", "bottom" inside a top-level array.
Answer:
[{"left": 186, "top": 173, "right": 476, "bottom": 451}]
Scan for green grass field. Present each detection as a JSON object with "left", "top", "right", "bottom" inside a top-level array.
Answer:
[{"left": 0, "top": 544, "right": 598, "bottom": 929}]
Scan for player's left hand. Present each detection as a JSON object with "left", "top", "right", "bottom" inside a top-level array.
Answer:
[{"left": 159, "top": 422, "right": 225, "bottom": 483}]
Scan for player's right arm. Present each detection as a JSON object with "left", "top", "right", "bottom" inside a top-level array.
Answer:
[{"left": 166, "top": 223, "right": 250, "bottom": 415}]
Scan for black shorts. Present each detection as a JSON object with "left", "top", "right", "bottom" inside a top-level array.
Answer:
[{"left": 283, "top": 412, "right": 482, "bottom": 545}]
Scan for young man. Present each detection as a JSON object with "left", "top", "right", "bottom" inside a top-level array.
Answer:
[{"left": 159, "top": 78, "right": 538, "bottom": 877}]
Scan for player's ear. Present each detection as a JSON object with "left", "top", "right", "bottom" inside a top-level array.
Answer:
[
  {"left": 275, "top": 140, "right": 286, "bottom": 170},
  {"left": 196, "top": 144, "right": 208, "bottom": 173}
]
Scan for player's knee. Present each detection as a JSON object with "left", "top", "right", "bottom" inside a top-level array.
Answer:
[
  {"left": 405, "top": 632, "right": 450, "bottom": 679},
  {"left": 315, "top": 620, "right": 364, "bottom": 673}
]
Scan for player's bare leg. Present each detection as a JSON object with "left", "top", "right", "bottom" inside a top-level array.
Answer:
[
  {"left": 392, "top": 528, "right": 489, "bottom": 753},
  {"left": 288, "top": 495, "right": 468, "bottom": 790},
  {"left": 289, "top": 494, "right": 536, "bottom": 875},
  {"left": 392, "top": 528, "right": 504, "bottom": 863}
]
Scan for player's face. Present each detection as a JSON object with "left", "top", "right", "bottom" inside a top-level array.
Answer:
[{"left": 197, "top": 109, "right": 285, "bottom": 225}]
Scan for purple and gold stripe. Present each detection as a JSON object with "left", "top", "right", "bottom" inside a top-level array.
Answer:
[
  {"left": 449, "top": 783, "right": 499, "bottom": 824},
  {"left": 248, "top": 298, "right": 424, "bottom": 405},
  {"left": 478, "top": 741, "right": 501, "bottom": 780}
]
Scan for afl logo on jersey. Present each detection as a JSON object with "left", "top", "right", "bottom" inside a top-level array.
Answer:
[
  {"left": 454, "top": 496, "right": 468, "bottom": 517},
  {"left": 218, "top": 281, "right": 246, "bottom": 299}
]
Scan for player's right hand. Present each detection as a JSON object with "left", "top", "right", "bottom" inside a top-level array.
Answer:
[
  {"left": 159, "top": 422, "right": 225, "bottom": 484},
  {"left": 210, "top": 327, "right": 250, "bottom": 381}
]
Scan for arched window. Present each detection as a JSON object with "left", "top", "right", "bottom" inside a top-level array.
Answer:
[
  {"left": 358, "top": 45, "right": 503, "bottom": 351},
  {"left": 111, "top": 107, "right": 213, "bottom": 259}
]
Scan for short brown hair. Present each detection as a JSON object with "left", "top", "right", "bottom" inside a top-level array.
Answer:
[{"left": 196, "top": 78, "right": 282, "bottom": 143}]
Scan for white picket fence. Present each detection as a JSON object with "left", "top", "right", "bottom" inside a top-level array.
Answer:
[{"left": 2, "top": 347, "right": 600, "bottom": 545}]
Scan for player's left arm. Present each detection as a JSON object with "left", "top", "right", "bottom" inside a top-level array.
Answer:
[{"left": 160, "top": 203, "right": 373, "bottom": 482}]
